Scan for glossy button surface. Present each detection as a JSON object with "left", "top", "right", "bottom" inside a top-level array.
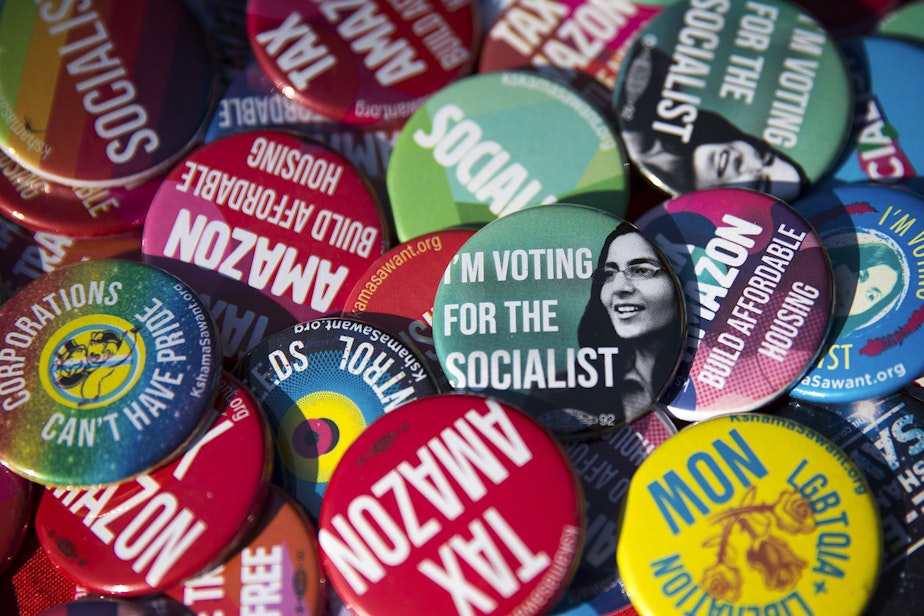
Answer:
[
  {"left": 0, "top": 0, "right": 214, "bottom": 187},
  {"left": 0, "top": 259, "right": 222, "bottom": 487},
  {"left": 318, "top": 393, "right": 584, "bottom": 616},
  {"left": 618, "top": 413, "right": 882, "bottom": 616},
  {"left": 35, "top": 373, "right": 272, "bottom": 596}
]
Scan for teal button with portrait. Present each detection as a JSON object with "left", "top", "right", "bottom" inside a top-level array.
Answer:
[
  {"left": 791, "top": 183, "right": 924, "bottom": 403},
  {"left": 432, "top": 204, "right": 686, "bottom": 437},
  {"left": 612, "top": 0, "right": 853, "bottom": 202}
]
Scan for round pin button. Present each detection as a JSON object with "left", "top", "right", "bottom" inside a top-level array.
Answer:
[
  {"left": 165, "top": 484, "right": 325, "bottom": 616},
  {"left": 817, "top": 36, "right": 924, "bottom": 191},
  {"left": 877, "top": 0, "right": 924, "bottom": 45},
  {"left": 554, "top": 407, "right": 676, "bottom": 613},
  {"left": 790, "top": 183, "right": 924, "bottom": 403},
  {"left": 318, "top": 393, "right": 584, "bottom": 616},
  {"left": 0, "top": 463, "right": 32, "bottom": 576},
  {"left": 617, "top": 413, "right": 882, "bottom": 616},
  {"left": 612, "top": 0, "right": 852, "bottom": 202},
  {"left": 387, "top": 70, "right": 630, "bottom": 242},
  {"left": 479, "top": 0, "right": 672, "bottom": 112},
  {"left": 233, "top": 315, "right": 439, "bottom": 519},
  {"left": 0, "top": 259, "right": 222, "bottom": 487},
  {"left": 0, "top": 152, "right": 161, "bottom": 238},
  {"left": 0, "top": 0, "right": 215, "bottom": 188},
  {"left": 433, "top": 204, "right": 685, "bottom": 436},
  {"left": 344, "top": 228, "right": 477, "bottom": 389},
  {"left": 35, "top": 372, "right": 272, "bottom": 596},
  {"left": 246, "top": 0, "right": 478, "bottom": 126},
  {"left": 635, "top": 187, "right": 833, "bottom": 421},
  {"left": 141, "top": 130, "right": 389, "bottom": 365},
  {"left": 776, "top": 393, "right": 924, "bottom": 616}
]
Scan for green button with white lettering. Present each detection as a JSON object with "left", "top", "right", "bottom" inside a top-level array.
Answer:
[{"left": 387, "top": 70, "right": 629, "bottom": 242}]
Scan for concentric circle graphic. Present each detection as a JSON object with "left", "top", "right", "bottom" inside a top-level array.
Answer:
[{"left": 278, "top": 391, "right": 366, "bottom": 484}]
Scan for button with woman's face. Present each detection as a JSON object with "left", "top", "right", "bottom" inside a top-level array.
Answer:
[
  {"left": 791, "top": 183, "right": 924, "bottom": 403},
  {"left": 692, "top": 140, "right": 806, "bottom": 198},
  {"left": 613, "top": 0, "right": 853, "bottom": 201},
  {"left": 433, "top": 204, "right": 686, "bottom": 437},
  {"left": 599, "top": 232, "right": 678, "bottom": 340}
]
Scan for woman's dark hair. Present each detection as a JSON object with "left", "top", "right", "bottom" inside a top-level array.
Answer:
[
  {"left": 577, "top": 223, "right": 683, "bottom": 391},
  {"left": 578, "top": 223, "right": 637, "bottom": 350},
  {"left": 615, "top": 42, "right": 809, "bottom": 195}
]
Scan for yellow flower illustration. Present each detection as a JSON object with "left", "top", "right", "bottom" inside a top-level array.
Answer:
[
  {"left": 747, "top": 535, "right": 808, "bottom": 591},
  {"left": 700, "top": 487, "right": 814, "bottom": 601},
  {"left": 701, "top": 562, "right": 743, "bottom": 603},
  {"left": 771, "top": 489, "right": 816, "bottom": 534}
]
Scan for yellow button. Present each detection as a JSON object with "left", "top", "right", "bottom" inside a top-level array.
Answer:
[{"left": 617, "top": 413, "right": 882, "bottom": 616}]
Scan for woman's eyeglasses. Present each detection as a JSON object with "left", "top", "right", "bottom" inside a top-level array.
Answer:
[{"left": 595, "top": 262, "right": 664, "bottom": 283}]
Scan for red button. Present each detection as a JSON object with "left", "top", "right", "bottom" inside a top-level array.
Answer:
[
  {"left": 35, "top": 373, "right": 272, "bottom": 596},
  {"left": 319, "top": 393, "right": 584, "bottom": 616}
]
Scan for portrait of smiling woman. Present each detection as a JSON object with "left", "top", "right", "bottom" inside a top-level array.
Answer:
[
  {"left": 576, "top": 223, "right": 685, "bottom": 424},
  {"left": 615, "top": 43, "right": 809, "bottom": 202}
]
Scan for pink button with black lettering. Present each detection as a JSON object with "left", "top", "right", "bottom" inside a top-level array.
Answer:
[
  {"left": 318, "top": 393, "right": 584, "bottom": 616},
  {"left": 246, "top": 0, "right": 478, "bottom": 126},
  {"left": 141, "top": 130, "right": 389, "bottom": 365},
  {"left": 34, "top": 373, "right": 273, "bottom": 596}
]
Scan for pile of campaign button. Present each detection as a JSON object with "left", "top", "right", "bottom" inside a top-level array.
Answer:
[
  {"left": 164, "top": 484, "right": 325, "bottom": 616},
  {"left": 318, "top": 393, "right": 584, "bottom": 616},
  {"left": 343, "top": 227, "right": 477, "bottom": 388},
  {"left": 204, "top": 58, "right": 404, "bottom": 209},
  {"left": 635, "top": 187, "right": 833, "bottom": 420},
  {"left": 34, "top": 372, "right": 271, "bottom": 596},
  {"left": 554, "top": 407, "right": 677, "bottom": 614},
  {"left": 2, "top": 0, "right": 924, "bottom": 614}
]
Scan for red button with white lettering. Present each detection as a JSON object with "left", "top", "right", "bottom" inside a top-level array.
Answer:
[
  {"left": 34, "top": 372, "right": 273, "bottom": 596},
  {"left": 246, "top": 0, "right": 478, "bottom": 126},
  {"left": 318, "top": 393, "right": 584, "bottom": 616},
  {"left": 141, "top": 129, "right": 389, "bottom": 365}
]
